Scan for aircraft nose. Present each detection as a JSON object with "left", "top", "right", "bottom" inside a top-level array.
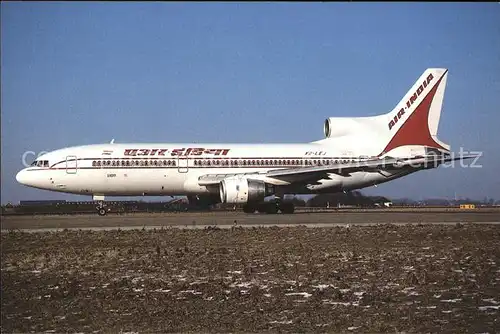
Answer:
[{"left": 16, "top": 169, "right": 28, "bottom": 185}]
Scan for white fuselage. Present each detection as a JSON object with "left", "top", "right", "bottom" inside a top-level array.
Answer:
[{"left": 15, "top": 142, "right": 415, "bottom": 198}]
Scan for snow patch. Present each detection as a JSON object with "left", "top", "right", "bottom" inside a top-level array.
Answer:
[
  {"left": 285, "top": 292, "right": 312, "bottom": 298},
  {"left": 440, "top": 299, "right": 461, "bottom": 303},
  {"left": 323, "top": 300, "right": 358, "bottom": 307},
  {"left": 482, "top": 298, "right": 498, "bottom": 304},
  {"left": 269, "top": 320, "right": 292, "bottom": 324},
  {"left": 179, "top": 290, "right": 202, "bottom": 295},
  {"left": 312, "top": 284, "right": 330, "bottom": 291},
  {"left": 479, "top": 305, "right": 500, "bottom": 311}
]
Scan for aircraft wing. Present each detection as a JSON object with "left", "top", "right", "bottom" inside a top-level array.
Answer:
[
  {"left": 197, "top": 153, "right": 480, "bottom": 186},
  {"left": 267, "top": 153, "right": 481, "bottom": 177}
]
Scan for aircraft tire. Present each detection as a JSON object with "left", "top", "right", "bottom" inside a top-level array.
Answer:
[
  {"left": 264, "top": 202, "right": 279, "bottom": 214},
  {"left": 243, "top": 204, "right": 256, "bottom": 214},
  {"left": 279, "top": 202, "right": 295, "bottom": 214},
  {"left": 97, "top": 208, "right": 107, "bottom": 216}
]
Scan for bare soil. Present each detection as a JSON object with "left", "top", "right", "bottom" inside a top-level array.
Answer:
[{"left": 2, "top": 224, "right": 500, "bottom": 333}]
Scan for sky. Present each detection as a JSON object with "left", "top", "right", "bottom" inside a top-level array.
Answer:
[{"left": 1, "top": 2, "right": 499, "bottom": 204}]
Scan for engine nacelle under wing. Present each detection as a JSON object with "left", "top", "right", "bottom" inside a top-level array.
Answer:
[{"left": 219, "top": 177, "right": 274, "bottom": 204}]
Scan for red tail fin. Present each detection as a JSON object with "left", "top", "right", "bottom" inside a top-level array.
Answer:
[{"left": 380, "top": 68, "right": 450, "bottom": 156}]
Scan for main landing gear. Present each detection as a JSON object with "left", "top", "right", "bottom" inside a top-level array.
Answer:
[
  {"left": 187, "top": 194, "right": 221, "bottom": 210},
  {"left": 243, "top": 200, "right": 295, "bottom": 214}
]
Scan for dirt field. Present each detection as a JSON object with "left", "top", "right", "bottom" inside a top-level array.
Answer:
[{"left": 2, "top": 223, "right": 499, "bottom": 333}]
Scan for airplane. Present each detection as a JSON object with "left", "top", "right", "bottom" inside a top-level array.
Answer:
[{"left": 16, "top": 68, "right": 478, "bottom": 215}]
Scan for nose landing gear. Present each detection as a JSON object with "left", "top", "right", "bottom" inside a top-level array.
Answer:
[
  {"left": 95, "top": 201, "right": 108, "bottom": 216},
  {"left": 93, "top": 195, "right": 108, "bottom": 216}
]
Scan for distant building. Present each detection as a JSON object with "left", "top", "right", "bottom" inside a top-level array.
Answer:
[{"left": 19, "top": 200, "right": 67, "bottom": 206}]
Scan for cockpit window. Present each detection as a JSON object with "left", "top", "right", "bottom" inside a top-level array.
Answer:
[{"left": 33, "top": 160, "right": 49, "bottom": 167}]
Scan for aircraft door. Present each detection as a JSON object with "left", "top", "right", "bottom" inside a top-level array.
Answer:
[
  {"left": 66, "top": 155, "right": 77, "bottom": 174},
  {"left": 177, "top": 156, "right": 188, "bottom": 173}
]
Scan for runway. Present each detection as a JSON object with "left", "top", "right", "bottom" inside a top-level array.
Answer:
[{"left": 2, "top": 209, "right": 499, "bottom": 231}]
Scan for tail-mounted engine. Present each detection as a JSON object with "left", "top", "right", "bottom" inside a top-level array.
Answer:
[
  {"left": 324, "top": 117, "right": 378, "bottom": 139},
  {"left": 219, "top": 177, "right": 275, "bottom": 204}
]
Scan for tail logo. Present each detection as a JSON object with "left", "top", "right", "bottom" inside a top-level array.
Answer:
[{"left": 388, "top": 73, "right": 435, "bottom": 131}]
